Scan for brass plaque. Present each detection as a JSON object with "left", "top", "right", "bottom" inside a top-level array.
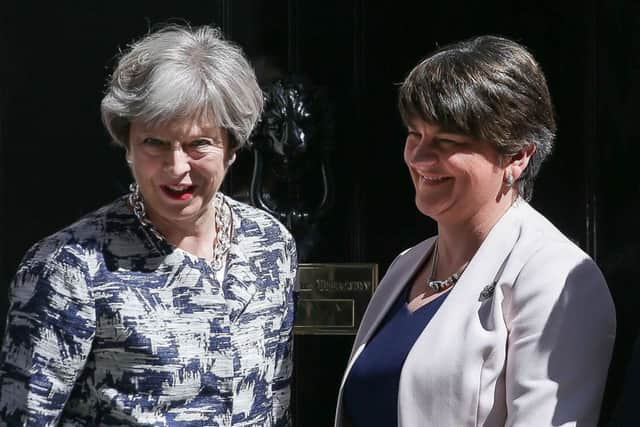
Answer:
[{"left": 294, "top": 263, "right": 378, "bottom": 335}]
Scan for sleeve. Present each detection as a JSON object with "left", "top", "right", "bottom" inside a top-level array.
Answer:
[
  {"left": 0, "top": 243, "right": 96, "bottom": 426},
  {"left": 504, "top": 245, "right": 616, "bottom": 427},
  {"left": 271, "top": 234, "right": 297, "bottom": 427}
]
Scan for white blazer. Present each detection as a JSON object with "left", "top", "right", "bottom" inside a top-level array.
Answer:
[{"left": 335, "top": 200, "right": 615, "bottom": 427}]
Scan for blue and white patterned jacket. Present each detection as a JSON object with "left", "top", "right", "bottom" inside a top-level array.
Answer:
[{"left": 0, "top": 194, "right": 297, "bottom": 426}]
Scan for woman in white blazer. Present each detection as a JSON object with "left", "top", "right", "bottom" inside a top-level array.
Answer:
[{"left": 335, "top": 35, "right": 615, "bottom": 427}]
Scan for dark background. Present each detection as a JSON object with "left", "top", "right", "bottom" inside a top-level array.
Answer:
[{"left": 1, "top": 1, "right": 638, "bottom": 425}]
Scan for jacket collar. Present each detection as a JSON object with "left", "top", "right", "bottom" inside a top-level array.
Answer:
[
  {"left": 352, "top": 199, "right": 527, "bottom": 355},
  {"left": 351, "top": 237, "right": 436, "bottom": 357},
  {"left": 120, "top": 193, "right": 262, "bottom": 324},
  {"left": 428, "top": 199, "right": 524, "bottom": 327}
]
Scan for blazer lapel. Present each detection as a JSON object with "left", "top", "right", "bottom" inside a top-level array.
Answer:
[
  {"left": 413, "top": 200, "right": 525, "bottom": 344},
  {"left": 351, "top": 237, "right": 437, "bottom": 357},
  {"left": 336, "top": 236, "right": 437, "bottom": 423},
  {"left": 354, "top": 200, "right": 526, "bottom": 351},
  {"left": 446, "top": 199, "right": 524, "bottom": 303},
  {"left": 339, "top": 202, "right": 527, "bottom": 426}
]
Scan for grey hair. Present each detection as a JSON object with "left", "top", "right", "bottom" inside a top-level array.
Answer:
[
  {"left": 398, "top": 35, "right": 556, "bottom": 201},
  {"left": 101, "top": 24, "right": 263, "bottom": 151}
]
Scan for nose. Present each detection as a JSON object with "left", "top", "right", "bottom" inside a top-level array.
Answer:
[
  {"left": 405, "top": 136, "right": 437, "bottom": 166},
  {"left": 164, "top": 146, "right": 191, "bottom": 176}
]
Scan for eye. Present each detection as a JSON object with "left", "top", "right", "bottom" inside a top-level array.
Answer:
[
  {"left": 406, "top": 130, "right": 421, "bottom": 141},
  {"left": 435, "top": 136, "right": 467, "bottom": 146},
  {"left": 189, "top": 139, "right": 214, "bottom": 148},
  {"left": 139, "top": 137, "right": 168, "bottom": 155},
  {"left": 142, "top": 137, "right": 165, "bottom": 146},
  {"left": 185, "top": 138, "right": 222, "bottom": 157}
]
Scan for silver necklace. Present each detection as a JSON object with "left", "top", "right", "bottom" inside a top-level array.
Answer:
[
  {"left": 127, "top": 183, "right": 232, "bottom": 270},
  {"left": 427, "top": 241, "right": 469, "bottom": 292}
]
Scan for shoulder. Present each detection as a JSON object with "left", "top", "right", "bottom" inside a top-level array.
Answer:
[
  {"left": 514, "top": 201, "right": 600, "bottom": 280},
  {"left": 17, "top": 198, "right": 124, "bottom": 275},
  {"left": 224, "top": 197, "right": 297, "bottom": 288},
  {"left": 505, "top": 201, "right": 613, "bottom": 327},
  {"left": 225, "top": 195, "right": 294, "bottom": 245},
  {"left": 8, "top": 200, "right": 125, "bottom": 309},
  {"left": 391, "top": 236, "right": 437, "bottom": 270},
  {"left": 371, "top": 236, "right": 435, "bottom": 297}
]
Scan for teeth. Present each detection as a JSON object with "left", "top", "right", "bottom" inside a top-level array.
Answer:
[
  {"left": 421, "top": 175, "right": 446, "bottom": 182},
  {"left": 167, "top": 185, "right": 190, "bottom": 191}
]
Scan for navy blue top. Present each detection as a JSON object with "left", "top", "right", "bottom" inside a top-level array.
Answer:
[{"left": 343, "top": 288, "right": 448, "bottom": 427}]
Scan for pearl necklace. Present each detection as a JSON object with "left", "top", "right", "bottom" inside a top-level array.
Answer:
[{"left": 427, "top": 241, "right": 469, "bottom": 292}]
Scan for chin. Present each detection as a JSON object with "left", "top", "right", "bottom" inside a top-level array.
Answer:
[
  {"left": 415, "top": 197, "right": 452, "bottom": 221},
  {"left": 415, "top": 202, "right": 437, "bottom": 219}
]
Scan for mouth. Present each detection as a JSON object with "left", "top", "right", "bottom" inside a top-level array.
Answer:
[
  {"left": 419, "top": 174, "right": 451, "bottom": 185},
  {"left": 160, "top": 184, "right": 197, "bottom": 201}
]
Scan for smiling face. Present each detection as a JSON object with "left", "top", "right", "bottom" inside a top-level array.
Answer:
[
  {"left": 404, "top": 118, "right": 508, "bottom": 227},
  {"left": 127, "top": 117, "right": 232, "bottom": 230}
]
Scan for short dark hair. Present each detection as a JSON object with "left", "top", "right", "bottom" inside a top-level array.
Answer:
[{"left": 398, "top": 35, "right": 556, "bottom": 201}]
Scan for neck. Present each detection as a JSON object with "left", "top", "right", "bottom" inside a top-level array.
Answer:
[
  {"left": 150, "top": 208, "right": 217, "bottom": 261},
  {"left": 435, "top": 190, "right": 517, "bottom": 278}
]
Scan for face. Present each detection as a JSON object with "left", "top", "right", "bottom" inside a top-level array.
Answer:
[
  {"left": 127, "top": 117, "right": 233, "bottom": 228},
  {"left": 404, "top": 118, "right": 507, "bottom": 226}
]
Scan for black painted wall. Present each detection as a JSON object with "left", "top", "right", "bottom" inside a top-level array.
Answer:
[{"left": 1, "top": 1, "right": 637, "bottom": 425}]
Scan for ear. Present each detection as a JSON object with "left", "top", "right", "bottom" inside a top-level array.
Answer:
[{"left": 504, "top": 143, "right": 535, "bottom": 182}]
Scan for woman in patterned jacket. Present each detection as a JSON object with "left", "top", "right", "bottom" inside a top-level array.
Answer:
[{"left": 0, "top": 25, "right": 297, "bottom": 426}]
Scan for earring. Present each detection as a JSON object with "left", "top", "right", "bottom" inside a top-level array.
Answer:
[
  {"left": 505, "top": 171, "right": 514, "bottom": 187},
  {"left": 227, "top": 153, "right": 237, "bottom": 166},
  {"left": 126, "top": 159, "right": 133, "bottom": 164}
]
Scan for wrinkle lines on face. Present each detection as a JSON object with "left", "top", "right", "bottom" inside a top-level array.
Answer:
[{"left": 127, "top": 118, "right": 231, "bottom": 233}]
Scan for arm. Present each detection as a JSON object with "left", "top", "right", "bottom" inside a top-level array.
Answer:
[
  {"left": 0, "top": 243, "right": 95, "bottom": 426},
  {"left": 271, "top": 236, "right": 297, "bottom": 427},
  {"left": 504, "top": 246, "right": 615, "bottom": 426}
]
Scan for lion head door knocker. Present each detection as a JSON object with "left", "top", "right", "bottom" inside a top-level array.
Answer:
[{"left": 249, "top": 77, "right": 334, "bottom": 261}]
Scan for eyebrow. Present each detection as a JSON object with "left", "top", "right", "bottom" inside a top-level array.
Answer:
[{"left": 141, "top": 134, "right": 222, "bottom": 143}]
